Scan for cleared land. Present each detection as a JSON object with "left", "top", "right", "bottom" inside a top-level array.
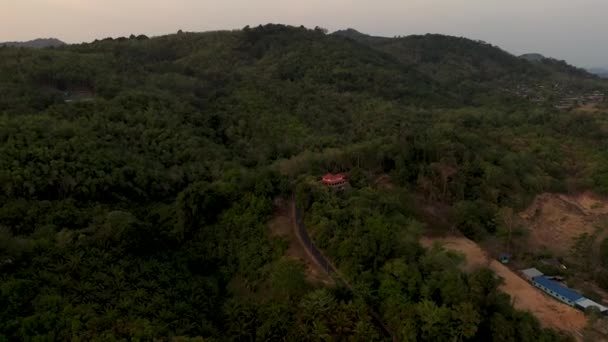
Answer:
[
  {"left": 421, "top": 236, "right": 587, "bottom": 336},
  {"left": 520, "top": 192, "right": 608, "bottom": 256},
  {"left": 518, "top": 192, "right": 608, "bottom": 309}
]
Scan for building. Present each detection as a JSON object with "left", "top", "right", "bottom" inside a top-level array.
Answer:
[
  {"left": 532, "top": 276, "right": 583, "bottom": 307},
  {"left": 521, "top": 267, "right": 608, "bottom": 313},
  {"left": 321, "top": 173, "right": 348, "bottom": 189},
  {"left": 575, "top": 298, "right": 608, "bottom": 314},
  {"left": 521, "top": 267, "right": 543, "bottom": 280}
]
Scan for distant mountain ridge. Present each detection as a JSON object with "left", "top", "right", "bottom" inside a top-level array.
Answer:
[
  {"left": 519, "top": 53, "right": 546, "bottom": 62},
  {"left": 333, "top": 29, "right": 594, "bottom": 83},
  {"left": 588, "top": 67, "right": 608, "bottom": 78},
  {"left": 0, "top": 38, "right": 66, "bottom": 48},
  {"left": 0, "top": 26, "right": 603, "bottom": 111},
  {"left": 332, "top": 28, "right": 391, "bottom": 44}
]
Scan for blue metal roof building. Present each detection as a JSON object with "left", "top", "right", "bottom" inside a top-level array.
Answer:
[{"left": 532, "top": 276, "right": 583, "bottom": 306}]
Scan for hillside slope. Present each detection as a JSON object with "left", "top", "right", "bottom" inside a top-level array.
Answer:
[
  {"left": 2, "top": 24, "right": 608, "bottom": 341},
  {"left": 334, "top": 29, "right": 603, "bottom": 105}
]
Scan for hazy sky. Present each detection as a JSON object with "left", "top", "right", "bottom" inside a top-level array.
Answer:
[{"left": 2, "top": 0, "right": 607, "bottom": 67}]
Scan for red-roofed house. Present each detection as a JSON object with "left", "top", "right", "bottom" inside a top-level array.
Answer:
[{"left": 321, "top": 173, "right": 348, "bottom": 189}]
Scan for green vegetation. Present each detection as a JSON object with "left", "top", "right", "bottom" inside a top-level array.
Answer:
[
  {"left": 2, "top": 24, "right": 607, "bottom": 340},
  {"left": 300, "top": 186, "right": 566, "bottom": 340},
  {"left": 600, "top": 237, "right": 608, "bottom": 267}
]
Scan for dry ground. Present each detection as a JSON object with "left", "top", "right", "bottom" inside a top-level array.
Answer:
[
  {"left": 421, "top": 236, "right": 587, "bottom": 337},
  {"left": 520, "top": 192, "right": 608, "bottom": 256},
  {"left": 268, "top": 198, "right": 333, "bottom": 285},
  {"left": 517, "top": 192, "right": 608, "bottom": 307}
]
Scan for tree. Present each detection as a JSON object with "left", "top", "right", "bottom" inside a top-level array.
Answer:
[
  {"left": 600, "top": 237, "right": 608, "bottom": 267},
  {"left": 453, "top": 201, "right": 485, "bottom": 240},
  {"left": 416, "top": 300, "right": 451, "bottom": 340},
  {"left": 571, "top": 233, "right": 593, "bottom": 272},
  {"left": 267, "top": 260, "right": 308, "bottom": 301},
  {"left": 451, "top": 302, "right": 480, "bottom": 341},
  {"left": 496, "top": 207, "right": 515, "bottom": 254}
]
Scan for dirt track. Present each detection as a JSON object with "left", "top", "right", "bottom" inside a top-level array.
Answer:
[
  {"left": 421, "top": 236, "right": 587, "bottom": 337},
  {"left": 268, "top": 199, "right": 333, "bottom": 285},
  {"left": 270, "top": 199, "right": 394, "bottom": 339}
]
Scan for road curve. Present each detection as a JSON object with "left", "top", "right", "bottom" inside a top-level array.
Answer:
[{"left": 290, "top": 198, "right": 395, "bottom": 341}]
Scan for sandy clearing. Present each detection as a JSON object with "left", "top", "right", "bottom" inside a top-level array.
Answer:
[
  {"left": 520, "top": 192, "right": 608, "bottom": 256},
  {"left": 421, "top": 236, "right": 587, "bottom": 336}
]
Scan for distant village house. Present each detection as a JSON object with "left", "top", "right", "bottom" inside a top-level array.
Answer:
[{"left": 321, "top": 173, "right": 349, "bottom": 190}]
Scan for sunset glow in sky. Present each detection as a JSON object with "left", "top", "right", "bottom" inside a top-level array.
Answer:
[{"left": 2, "top": 0, "right": 607, "bottom": 67}]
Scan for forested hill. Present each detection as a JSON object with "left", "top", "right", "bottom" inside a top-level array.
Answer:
[
  {"left": 2, "top": 24, "right": 608, "bottom": 341},
  {"left": 333, "top": 29, "right": 600, "bottom": 93},
  {"left": 0, "top": 38, "right": 66, "bottom": 48}
]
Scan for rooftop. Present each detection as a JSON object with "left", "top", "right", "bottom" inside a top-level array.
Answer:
[
  {"left": 521, "top": 268, "right": 543, "bottom": 279},
  {"left": 322, "top": 173, "right": 347, "bottom": 184},
  {"left": 575, "top": 298, "right": 608, "bottom": 312},
  {"left": 533, "top": 276, "right": 583, "bottom": 302}
]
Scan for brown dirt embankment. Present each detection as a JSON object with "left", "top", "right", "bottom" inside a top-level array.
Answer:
[{"left": 520, "top": 192, "right": 608, "bottom": 256}]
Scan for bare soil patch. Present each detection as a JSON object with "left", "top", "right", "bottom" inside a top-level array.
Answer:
[
  {"left": 421, "top": 236, "right": 587, "bottom": 336},
  {"left": 520, "top": 192, "right": 608, "bottom": 255},
  {"left": 268, "top": 198, "right": 333, "bottom": 285},
  {"left": 421, "top": 236, "right": 489, "bottom": 271}
]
